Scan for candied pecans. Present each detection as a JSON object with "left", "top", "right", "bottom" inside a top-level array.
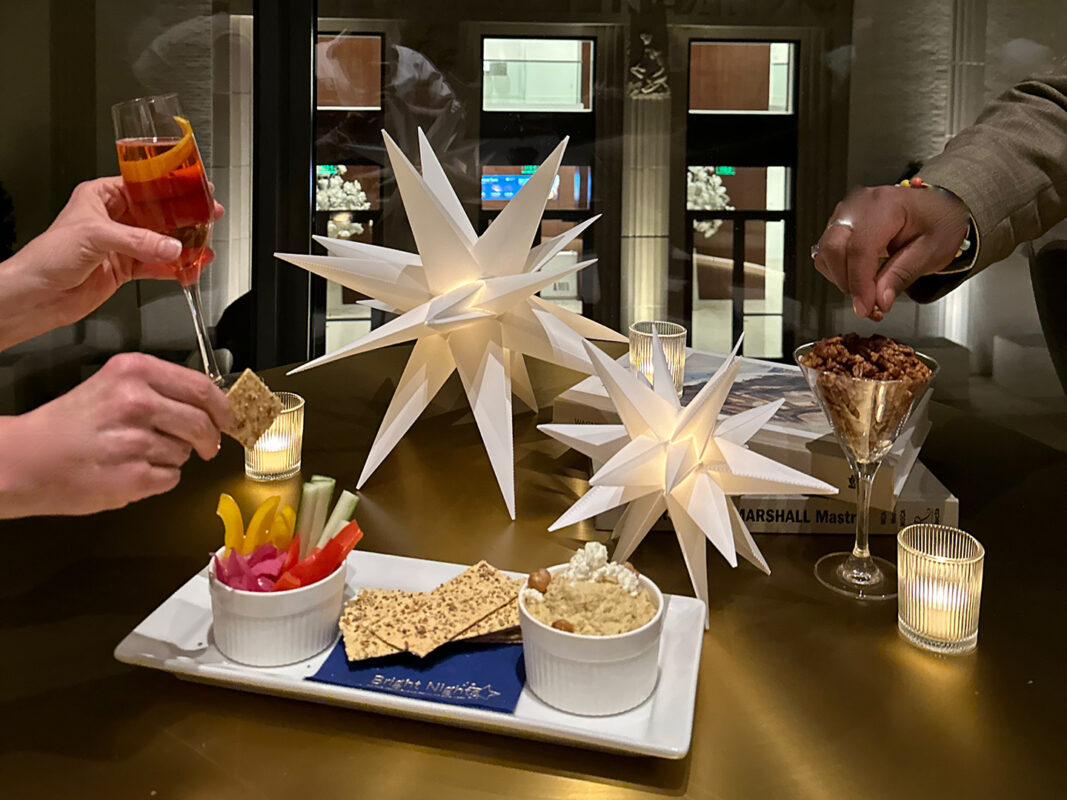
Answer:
[{"left": 800, "top": 334, "right": 932, "bottom": 382}]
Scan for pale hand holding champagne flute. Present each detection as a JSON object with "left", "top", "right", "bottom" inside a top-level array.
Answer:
[{"left": 112, "top": 93, "right": 225, "bottom": 386}]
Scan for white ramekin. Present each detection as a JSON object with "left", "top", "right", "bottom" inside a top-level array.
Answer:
[
  {"left": 208, "top": 552, "right": 346, "bottom": 667},
  {"left": 518, "top": 566, "right": 665, "bottom": 716}
]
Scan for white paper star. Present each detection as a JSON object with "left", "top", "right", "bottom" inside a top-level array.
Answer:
[
  {"left": 276, "top": 131, "right": 626, "bottom": 519},
  {"left": 539, "top": 334, "right": 837, "bottom": 624}
]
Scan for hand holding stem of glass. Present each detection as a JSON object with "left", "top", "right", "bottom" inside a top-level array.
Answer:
[{"left": 112, "top": 94, "right": 224, "bottom": 386}]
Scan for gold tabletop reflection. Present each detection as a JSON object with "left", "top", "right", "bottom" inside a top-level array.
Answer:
[{"left": 1, "top": 344, "right": 1063, "bottom": 799}]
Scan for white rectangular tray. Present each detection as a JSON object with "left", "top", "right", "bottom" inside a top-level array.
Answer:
[{"left": 115, "top": 550, "right": 706, "bottom": 758}]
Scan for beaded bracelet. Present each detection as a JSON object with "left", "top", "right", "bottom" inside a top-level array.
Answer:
[{"left": 897, "top": 176, "right": 973, "bottom": 260}]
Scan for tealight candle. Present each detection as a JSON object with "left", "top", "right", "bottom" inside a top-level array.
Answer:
[
  {"left": 897, "top": 524, "right": 984, "bottom": 655},
  {"left": 628, "top": 321, "right": 687, "bottom": 396},
  {"left": 245, "top": 392, "right": 305, "bottom": 481}
]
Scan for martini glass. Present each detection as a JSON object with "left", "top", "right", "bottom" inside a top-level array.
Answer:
[{"left": 795, "top": 343, "right": 938, "bottom": 600}]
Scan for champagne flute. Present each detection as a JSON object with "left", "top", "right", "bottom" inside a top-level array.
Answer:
[
  {"left": 112, "top": 93, "right": 224, "bottom": 386},
  {"left": 795, "top": 343, "right": 938, "bottom": 599}
]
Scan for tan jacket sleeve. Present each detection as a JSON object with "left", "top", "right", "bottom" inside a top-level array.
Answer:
[{"left": 908, "top": 72, "right": 1067, "bottom": 303}]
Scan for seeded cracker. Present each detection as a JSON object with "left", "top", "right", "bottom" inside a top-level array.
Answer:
[
  {"left": 339, "top": 588, "right": 425, "bottom": 662},
  {"left": 371, "top": 561, "right": 518, "bottom": 657},
  {"left": 225, "top": 369, "right": 283, "bottom": 448},
  {"left": 458, "top": 627, "right": 522, "bottom": 645},
  {"left": 453, "top": 578, "right": 522, "bottom": 641}
]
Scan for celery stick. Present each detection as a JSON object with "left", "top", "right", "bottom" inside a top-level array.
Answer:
[
  {"left": 293, "top": 481, "right": 319, "bottom": 556},
  {"left": 299, "top": 487, "right": 328, "bottom": 560},
  {"left": 305, "top": 478, "right": 335, "bottom": 557},
  {"left": 294, "top": 481, "right": 332, "bottom": 560},
  {"left": 317, "top": 490, "right": 359, "bottom": 549}
]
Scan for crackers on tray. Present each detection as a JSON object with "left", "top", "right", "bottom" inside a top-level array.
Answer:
[
  {"left": 225, "top": 369, "right": 282, "bottom": 448},
  {"left": 338, "top": 562, "right": 521, "bottom": 663}
]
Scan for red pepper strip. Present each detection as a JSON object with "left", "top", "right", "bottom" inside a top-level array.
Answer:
[
  {"left": 281, "top": 535, "right": 301, "bottom": 574},
  {"left": 310, "top": 522, "right": 362, "bottom": 581},
  {"left": 273, "top": 573, "right": 300, "bottom": 592},
  {"left": 274, "top": 523, "right": 363, "bottom": 591},
  {"left": 274, "top": 547, "right": 327, "bottom": 591},
  {"left": 331, "top": 521, "right": 364, "bottom": 562}
]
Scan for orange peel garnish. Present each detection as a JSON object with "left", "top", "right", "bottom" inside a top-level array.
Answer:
[{"left": 118, "top": 115, "right": 197, "bottom": 183}]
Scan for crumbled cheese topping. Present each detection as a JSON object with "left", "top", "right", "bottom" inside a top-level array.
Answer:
[
  {"left": 560, "top": 541, "right": 608, "bottom": 581},
  {"left": 520, "top": 586, "right": 544, "bottom": 605},
  {"left": 560, "top": 542, "right": 640, "bottom": 596}
]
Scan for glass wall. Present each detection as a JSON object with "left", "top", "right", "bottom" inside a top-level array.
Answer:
[
  {"left": 481, "top": 37, "right": 598, "bottom": 317},
  {"left": 689, "top": 41, "right": 793, "bottom": 114},
  {"left": 308, "top": 13, "right": 812, "bottom": 362},
  {"left": 482, "top": 38, "right": 593, "bottom": 113},
  {"left": 312, "top": 19, "right": 613, "bottom": 354},
  {"left": 685, "top": 41, "right": 796, "bottom": 359},
  {"left": 6, "top": 0, "right": 1064, "bottom": 431},
  {"left": 315, "top": 32, "right": 384, "bottom": 353},
  {"left": 0, "top": 2, "right": 254, "bottom": 413}
]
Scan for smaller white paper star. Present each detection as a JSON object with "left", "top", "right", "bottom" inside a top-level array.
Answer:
[{"left": 540, "top": 334, "right": 837, "bottom": 624}]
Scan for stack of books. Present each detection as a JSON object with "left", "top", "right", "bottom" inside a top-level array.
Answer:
[{"left": 551, "top": 349, "right": 958, "bottom": 535}]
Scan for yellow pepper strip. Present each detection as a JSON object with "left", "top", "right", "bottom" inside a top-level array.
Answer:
[
  {"left": 269, "top": 513, "right": 292, "bottom": 550},
  {"left": 242, "top": 496, "right": 281, "bottom": 554},
  {"left": 279, "top": 503, "right": 296, "bottom": 534},
  {"left": 216, "top": 493, "right": 245, "bottom": 554}
]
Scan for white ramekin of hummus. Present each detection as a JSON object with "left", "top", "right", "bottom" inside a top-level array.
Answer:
[{"left": 518, "top": 546, "right": 665, "bottom": 716}]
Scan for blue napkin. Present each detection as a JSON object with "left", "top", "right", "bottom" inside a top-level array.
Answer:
[{"left": 308, "top": 640, "right": 526, "bottom": 713}]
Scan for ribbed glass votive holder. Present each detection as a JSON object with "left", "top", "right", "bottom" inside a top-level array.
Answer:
[
  {"left": 244, "top": 392, "right": 305, "bottom": 481},
  {"left": 897, "top": 524, "right": 984, "bottom": 655},
  {"left": 628, "top": 321, "right": 687, "bottom": 396}
]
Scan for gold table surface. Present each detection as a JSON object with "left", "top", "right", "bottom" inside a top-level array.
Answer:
[{"left": 2, "top": 345, "right": 1063, "bottom": 799}]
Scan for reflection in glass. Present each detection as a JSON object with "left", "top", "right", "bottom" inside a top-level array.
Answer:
[
  {"left": 325, "top": 218, "right": 374, "bottom": 317},
  {"left": 689, "top": 42, "right": 794, "bottom": 114},
  {"left": 538, "top": 220, "right": 583, "bottom": 312},
  {"left": 687, "top": 166, "right": 791, "bottom": 211},
  {"left": 315, "top": 164, "right": 377, "bottom": 212},
  {"left": 314, "top": 29, "right": 386, "bottom": 357},
  {"left": 481, "top": 165, "right": 591, "bottom": 210},
  {"left": 316, "top": 35, "right": 382, "bottom": 110},
  {"left": 742, "top": 220, "right": 785, "bottom": 314},
  {"left": 483, "top": 38, "right": 593, "bottom": 112},
  {"left": 743, "top": 315, "right": 782, "bottom": 359},
  {"left": 541, "top": 219, "right": 584, "bottom": 252},
  {"left": 690, "top": 219, "right": 784, "bottom": 357},
  {"left": 326, "top": 213, "right": 371, "bottom": 243},
  {"left": 690, "top": 219, "right": 734, "bottom": 355}
]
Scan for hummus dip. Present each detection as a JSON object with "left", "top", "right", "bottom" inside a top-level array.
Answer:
[{"left": 522, "top": 543, "right": 658, "bottom": 636}]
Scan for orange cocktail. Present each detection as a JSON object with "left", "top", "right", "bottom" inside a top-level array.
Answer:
[
  {"left": 116, "top": 115, "right": 213, "bottom": 287},
  {"left": 112, "top": 94, "right": 224, "bottom": 385}
]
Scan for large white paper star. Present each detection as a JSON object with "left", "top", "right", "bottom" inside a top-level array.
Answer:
[
  {"left": 539, "top": 335, "right": 837, "bottom": 623},
  {"left": 276, "top": 131, "right": 625, "bottom": 518}
]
